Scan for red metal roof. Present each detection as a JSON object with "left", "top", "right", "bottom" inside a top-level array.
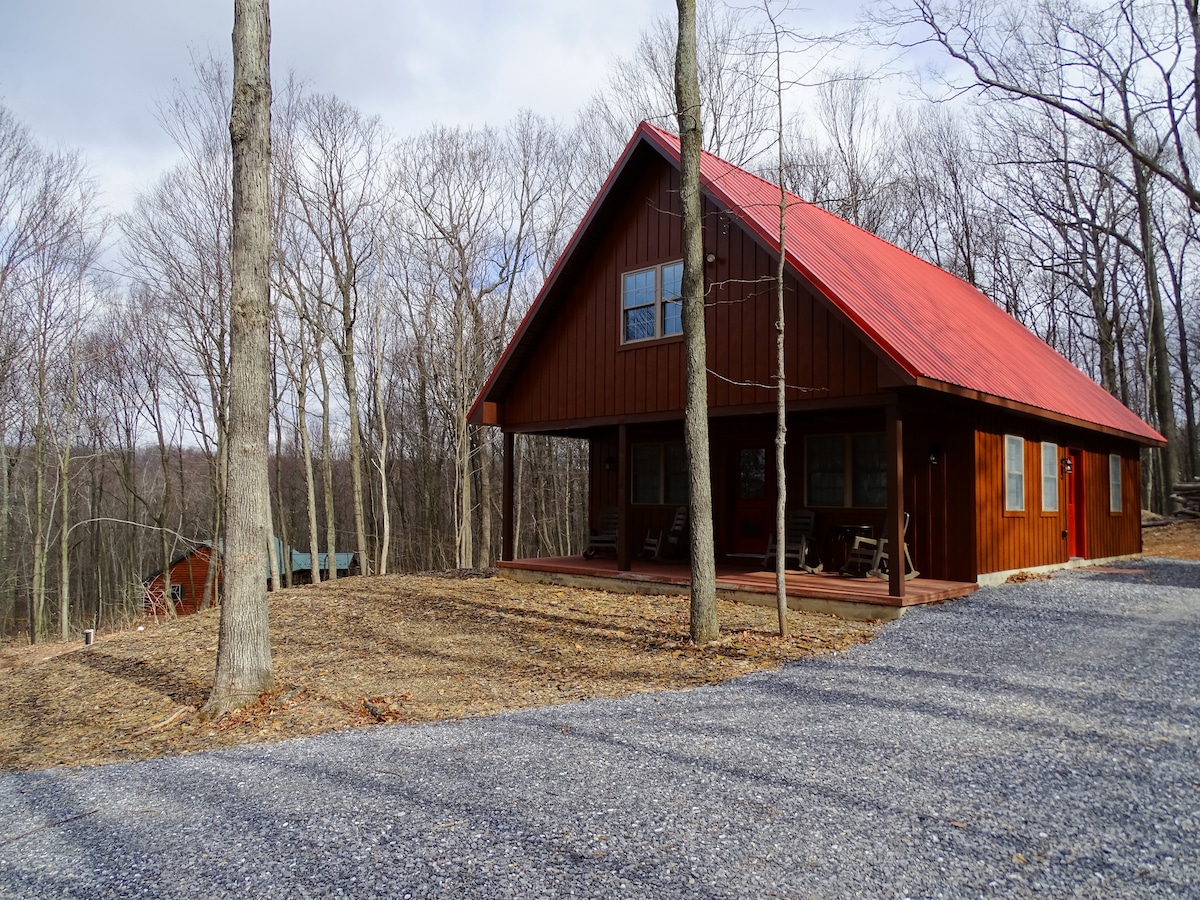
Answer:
[
  {"left": 636, "top": 122, "right": 1162, "bottom": 445},
  {"left": 472, "top": 122, "right": 1162, "bottom": 445}
]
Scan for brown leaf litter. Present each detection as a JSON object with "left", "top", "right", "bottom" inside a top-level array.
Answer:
[{"left": 0, "top": 574, "right": 880, "bottom": 771}]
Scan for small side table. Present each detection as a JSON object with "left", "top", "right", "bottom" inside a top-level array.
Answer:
[{"left": 833, "top": 524, "right": 873, "bottom": 571}]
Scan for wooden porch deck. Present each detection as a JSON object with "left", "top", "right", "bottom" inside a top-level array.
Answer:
[{"left": 497, "top": 556, "right": 977, "bottom": 621}]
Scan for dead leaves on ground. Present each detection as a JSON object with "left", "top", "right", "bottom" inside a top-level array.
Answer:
[{"left": 0, "top": 575, "right": 880, "bottom": 771}]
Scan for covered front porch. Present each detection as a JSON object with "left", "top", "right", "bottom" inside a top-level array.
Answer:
[{"left": 497, "top": 555, "right": 977, "bottom": 622}]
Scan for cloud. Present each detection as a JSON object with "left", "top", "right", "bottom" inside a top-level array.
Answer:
[{"left": 0, "top": 0, "right": 673, "bottom": 214}]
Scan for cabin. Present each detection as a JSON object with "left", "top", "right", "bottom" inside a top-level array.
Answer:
[
  {"left": 145, "top": 540, "right": 358, "bottom": 615},
  {"left": 469, "top": 123, "right": 1164, "bottom": 616},
  {"left": 143, "top": 543, "right": 219, "bottom": 616}
]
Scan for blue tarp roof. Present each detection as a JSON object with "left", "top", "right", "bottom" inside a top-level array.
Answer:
[{"left": 268, "top": 537, "right": 353, "bottom": 577}]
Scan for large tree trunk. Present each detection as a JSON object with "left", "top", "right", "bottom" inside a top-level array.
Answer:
[
  {"left": 676, "top": 0, "right": 718, "bottom": 643},
  {"left": 203, "top": 0, "right": 274, "bottom": 718},
  {"left": 340, "top": 316, "right": 371, "bottom": 576},
  {"left": 1131, "top": 161, "right": 1180, "bottom": 511}
]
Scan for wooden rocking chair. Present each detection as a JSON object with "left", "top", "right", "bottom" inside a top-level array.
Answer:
[
  {"left": 840, "top": 512, "right": 918, "bottom": 580},
  {"left": 762, "top": 509, "right": 823, "bottom": 573},
  {"left": 645, "top": 506, "right": 688, "bottom": 562},
  {"left": 582, "top": 507, "right": 619, "bottom": 559}
]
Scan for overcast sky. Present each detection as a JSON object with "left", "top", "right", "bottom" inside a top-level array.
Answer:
[{"left": 0, "top": 0, "right": 679, "bottom": 215}]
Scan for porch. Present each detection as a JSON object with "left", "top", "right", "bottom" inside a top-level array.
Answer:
[{"left": 497, "top": 555, "right": 977, "bottom": 622}]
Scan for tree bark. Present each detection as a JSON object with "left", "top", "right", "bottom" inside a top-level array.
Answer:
[
  {"left": 317, "top": 345, "right": 338, "bottom": 582},
  {"left": 676, "top": 0, "right": 718, "bottom": 643},
  {"left": 1131, "top": 160, "right": 1180, "bottom": 511},
  {"left": 203, "top": 0, "right": 274, "bottom": 718}
]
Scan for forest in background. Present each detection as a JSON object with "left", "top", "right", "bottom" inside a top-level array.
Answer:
[{"left": 1, "top": 0, "right": 1197, "bottom": 641}]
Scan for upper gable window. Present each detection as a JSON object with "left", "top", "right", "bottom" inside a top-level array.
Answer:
[{"left": 623, "top": 262, "right": 683, "bottom": 343}]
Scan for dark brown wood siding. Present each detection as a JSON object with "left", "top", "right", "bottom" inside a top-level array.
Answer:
[
  {"left": 974, "top": 420, "right": 1142, "bottom": 576},
  {"left": 901, "top": 406, "right": 977, "bottom": 583},
  {"left": 501, "top": 154, "right": 882, "bottom": 430}
]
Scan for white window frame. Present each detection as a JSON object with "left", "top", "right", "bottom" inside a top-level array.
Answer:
[
  {"left": 1041, "top": 442, "right": 1058, "bottom": 512},
  {"left": 1109, "top": 453, "right": 1123, "bottom": 513},
  {"left": 1004, "top": 434, "right": 1025, "bottom": 512},
  {"left": 621, "top": 261, "right": 683, "bottom": 343}
]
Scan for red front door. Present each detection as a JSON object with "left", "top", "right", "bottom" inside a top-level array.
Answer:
[
  {"left": 731, "top": 445, "right": 773, "bottom": 555},
  {"left": 1066, "top": 449, "right": 1086, "bottom": 558}
]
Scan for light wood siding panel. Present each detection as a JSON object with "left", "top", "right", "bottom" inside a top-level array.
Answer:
[
  {"left": 1083, "top": 448, "right": 1141, "bottom": 558},
  {"left": 501, "top": 154, "right": 895, "bottom": 428},
  {"left": 974, "top": 419, "right": 1143, "bottom": 576}
]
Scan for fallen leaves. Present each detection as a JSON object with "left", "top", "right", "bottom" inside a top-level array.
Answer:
[{"left": 0, "top": 573, "right": 881, "bottom": 771}]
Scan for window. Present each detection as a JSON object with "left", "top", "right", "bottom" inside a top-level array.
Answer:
[
  {"left": 805, "top": 434, "right": 887, "bottom": 507},
  {"left": 169, "top": 584, "right": 184, "bottom": 603},
  {"left": 623, "top": 262, "right": 683, "bottom": 342},
  {"left": 851, "top": 434, "right": 888, "bottom": 507},
  {"left": 1041, "top": 442, "right": 1058, "bottom": 512},
  {"left": 806, "top": 435, "right": 845, "bottom": 506},
  {"left": 1109, "top": 454, "right": 1123, "bottom": 513},
  {"left": 1005, "top": 434, "right": 1025, "bottom": 512},
  {"left": 632, "top": 442, "right": 688, "bottom": 504},
  {"left": 739, "top": 448, "right": 767, "bottom": 499}
]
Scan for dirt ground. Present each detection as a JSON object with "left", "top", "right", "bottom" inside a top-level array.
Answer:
[
  {"left": 4, "top": 521, "right": 1193, "bottom": 774},
  {"left": 0, "top": 574, "right": 879, "bottom": 772},
  {"left": 1142, "top": 518, "right": 1200, "bottom": 560}
]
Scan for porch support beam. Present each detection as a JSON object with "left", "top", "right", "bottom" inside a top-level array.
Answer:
[
  {"left": 618, "top": 424, "right": 631, "bottom": 571},
  {"left": 502, "top": 431, "right": 515, "bottom": 561},
  {"left": 887, "top": 399, "right": 905, "bottom": 599}
]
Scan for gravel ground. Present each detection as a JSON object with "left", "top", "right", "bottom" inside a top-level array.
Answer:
[{"left": 1, "top": 558, "right": 1196, "bottom": 899}]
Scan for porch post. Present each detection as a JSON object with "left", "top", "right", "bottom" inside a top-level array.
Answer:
[
  {"left": 501, "top": 431, "right": 515, "bottom": 562},
  {"left": 887, "top": 399, "right": 905, "bottom": 599},
  {"left": 618, "top": 424, "right": 631, "bottom": 571}
]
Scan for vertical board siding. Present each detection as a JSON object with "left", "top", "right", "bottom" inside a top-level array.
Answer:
[
  {"left": 974, "top": 421, "right": 1142, "bottom": 577},
  {"left": 902, "top": 409, "right": 976, "bottom": 583},
  {"left": 144, "top": 546, "right": 218, "bottom": 616},
  {"left": 501, "top": 152, "right": 884, "bottom": 428}
]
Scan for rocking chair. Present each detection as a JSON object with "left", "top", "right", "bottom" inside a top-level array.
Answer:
[
  {"left": 582, "top": 507, "right": 619, "bottom": 559},
  {"left": 762, "top": 509, "right": 823, "bottom": 573},
  {"left": 840, "top": 512, "right": 918, "bottom": 580}
]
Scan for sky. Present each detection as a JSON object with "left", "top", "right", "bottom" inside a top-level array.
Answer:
[{"left": 0, "top": 0, "right": 678, "bottom": 216}]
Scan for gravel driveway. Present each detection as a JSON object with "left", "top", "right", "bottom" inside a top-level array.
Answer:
[{"left": 1, "top": 559, "right": 1197, "bottom": 899}]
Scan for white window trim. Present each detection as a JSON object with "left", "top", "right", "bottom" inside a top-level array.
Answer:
[
  {"left": 621, "top": 261, "right": 683, "bottom": 344},
  {"left": 1041, "top": 441, "right": 1058, "bottom": 512},
  {"left": 1005, "top": 434, "right": 1025, "bottom": 512},
  {"left": 1109, "top": 453, "right": 1123, "bottom": 513}
]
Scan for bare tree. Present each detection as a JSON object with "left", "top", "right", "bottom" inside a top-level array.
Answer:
[
  {"left": 286, "top": 93, "right": 388, "bottom": 576},
  {"left": 204, "top": 0, "right": 274, "bottom": 718},
  {"left": 677, "top": 0, "right": 719, "bottom": 643},
  {"left": 585, "top": 0, "right": 773, "bottom": 169}
]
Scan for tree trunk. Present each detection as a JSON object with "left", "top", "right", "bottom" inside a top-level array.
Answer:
[
  {"left": 318, "top": 351, "right": 338, "bottom": 582},
  {"left": 340, "top": 315, "right": 371, "bottom": 576},
  {"left": 676, "top": 0, "right": 718, "bottom": 643},
  {"left": 372, "top": 301, "right": 391, "bottom": 575},
  {"left": 1131, "top": 161, "right": 1180, "bottom": 511},
  {"left": 203, "top": 0, "right": 274, "bottom": 718},
  {"left": 296, "top": 384, "right": 321, "bottom": 582},
  {"left": 30, "top": 413, "right": 46, "bottom": 644}
]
